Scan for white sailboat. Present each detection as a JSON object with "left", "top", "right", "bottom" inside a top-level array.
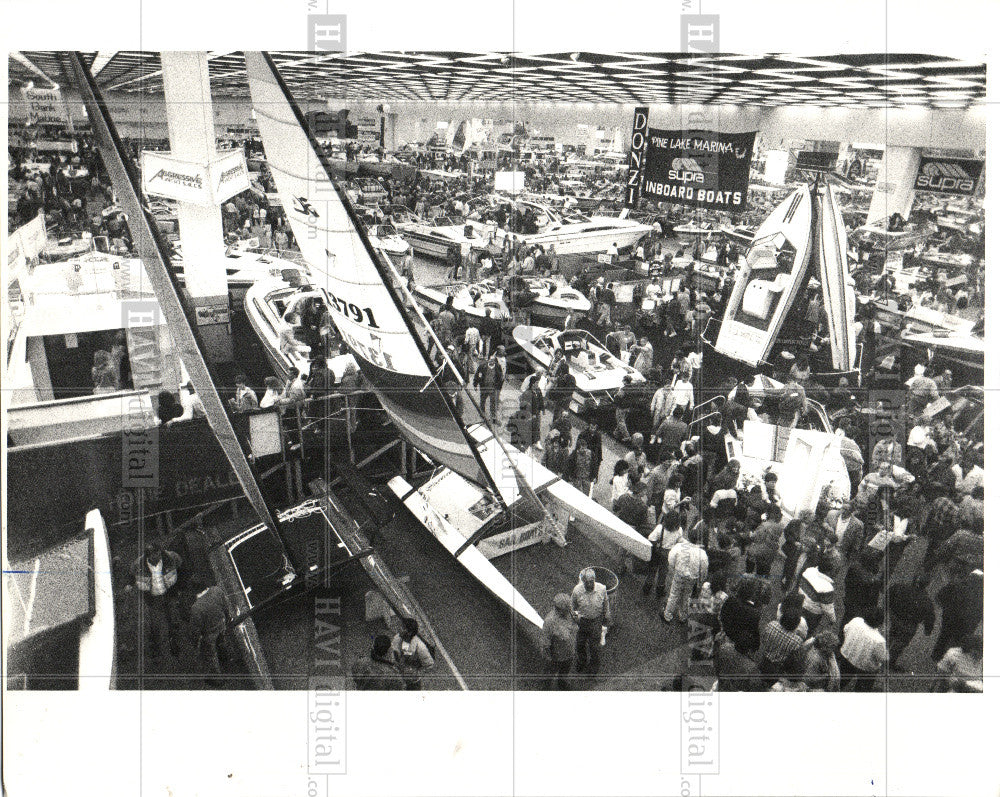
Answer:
[{"left": 244, "top": 51, "right": 651, "bottom": 630}]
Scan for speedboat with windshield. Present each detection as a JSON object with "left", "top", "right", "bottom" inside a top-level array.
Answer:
[
  {"left": 511, "top": 326, "right": 644, "bottom": 409},
  {"left": 503, "top": 197, "right": 653, "bottom": 255}
]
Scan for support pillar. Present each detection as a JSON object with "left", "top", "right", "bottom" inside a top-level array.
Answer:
[{"left": 160, "top": 52, "right": 232, "bottom": 363}]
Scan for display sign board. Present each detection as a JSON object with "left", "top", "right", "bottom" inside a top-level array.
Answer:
[
  {"left": 641, "top": 128, "right": 757, "bottom": 210},
  {"left": 624, "top": 106, "right": 649, "bottom": 209},
  {"left": 494, "top": 170, "right": 525, "bottom": 194},
  {"left": 208, "top": 149, "right": 251, "bottom": 204},
  {"left": 21, "top": 86, "right": 67, "bottom": 126},
  {"left": 143, "top": 149, "right": 251, "bottom": 205},
  {"left": 142, "top": 150, "right": 211, "bottom": 204},
  {"left": 913, "top": 155, "right": 985, "bottom": 196},
  {"left": 6, "top": 213, "right": 48, "bottom": 272}
]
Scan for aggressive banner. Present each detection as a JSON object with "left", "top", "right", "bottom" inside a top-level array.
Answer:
[
  {"left": 208, "top": 149, "right": 251, "bottom": 204},
  {"left": 624, "top": 106, "right": 649, "bottom": 208},
  {"left": 641, "top": 128, "right": 757, "bottom": 210},
  {"left": 913, "top": 155, "right": 984, "bottom": 196},
  {"left": 141, "top": 150, "right": 211, "bottom": 204}
]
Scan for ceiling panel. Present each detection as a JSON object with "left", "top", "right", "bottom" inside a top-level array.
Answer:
[{"left": 8, "top": 51, "right": 986, "bottom": 109}]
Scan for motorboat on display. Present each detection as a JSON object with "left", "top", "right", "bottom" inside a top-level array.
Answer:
[
  {"left": 392, "top": 211, "right": 489, "bottom": 259},
  {"left": 5, "top": 510, "right": 116, "bottom": 690},
  {"left": 505, "top": 197, "right": 653, "bottom": 255},
  {"left": 673, "top": 221, "right": 718, "bottom": 241},
  {"left": 5, "top": 251, "right": 181, "bottom": 444},
  {"left": 244, "top": 274, "right": 360, "bottom": 382},
  {"left": 859, "top": 293, "right": 976, "bottom": 337},
  {"left": 493, "top": 275, "right": 591, "bottom": 323},
  {"left": 720, "top": 224, "right": 757, "bottom": 248},
  {"left": 244, "top": 51, "right": 652, "bottom": 631},
  {"left": 409, "top": 280, "right": 512, "bottom": 322},
  {"left": 511, "top": 326, "right": 645, "bottom": 410},
  {"left": 901, "top": 328, "right": 984, "bottom": 377},
  {"left": 366, "top": 221, "right": 410, "bottom": 265},
  {"left": 713, "top": 185, "right": 814, "bottom": 369}
]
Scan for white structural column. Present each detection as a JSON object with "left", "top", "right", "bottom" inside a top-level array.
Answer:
[
  {"left": 867, "top": 146, "right": 921, "bottom": 224},
  {"left": 160, "top": 51, "right": 232, "bottom": 361}
]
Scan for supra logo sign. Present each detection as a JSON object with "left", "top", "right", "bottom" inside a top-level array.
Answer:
[
  {"left": 914, "top": 158, "right": 982, "bottom": 194},
  {"left": 668, "top": 157, "right": 705, "bottom": 183}
]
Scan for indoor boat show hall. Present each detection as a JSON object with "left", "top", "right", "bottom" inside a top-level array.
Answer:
[{"left": 5, "top": 50, "right": 986, "bottom": 694}]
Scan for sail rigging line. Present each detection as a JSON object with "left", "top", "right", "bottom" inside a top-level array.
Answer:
[
  {"left": 65, "top": 52, "right": 288, "bottom": 553},
  {"left": 248, "top": 50, "right": 511, "bottom": 511}
]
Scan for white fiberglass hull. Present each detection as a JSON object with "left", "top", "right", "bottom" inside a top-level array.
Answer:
[
  {"left": 515, "top": 222, "right": 652, "bottom": 255},
  {"left": 511, "top": 324, "right": 644, "bottom": 405},
  {"left": 817, "top": 184, "right": 856, "bottom": 371},
  {"left": 715, "top": 185, "right": 812, "bottom": 367},
  {"left": 388, "top": 475, "right": 545, "bottom": 630}
]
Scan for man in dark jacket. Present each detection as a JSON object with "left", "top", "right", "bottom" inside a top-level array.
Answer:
[{"left": 473, "top": 354, "right": 504, "bottom": 423}]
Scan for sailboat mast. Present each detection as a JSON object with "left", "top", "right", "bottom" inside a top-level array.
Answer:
[{"left": 66, "top": 52, "right": 286, "bottom": 542}]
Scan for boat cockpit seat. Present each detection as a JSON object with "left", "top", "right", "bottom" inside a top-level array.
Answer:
[{"left": 742, "top": 274, "right": 790, "bottom": 320}]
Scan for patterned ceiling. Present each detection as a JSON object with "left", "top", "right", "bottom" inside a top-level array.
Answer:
[{"left": 9, "top": 51, "right": 987, "bottom": 109}]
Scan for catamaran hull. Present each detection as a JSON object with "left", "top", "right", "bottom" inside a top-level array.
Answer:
[
  {"left": 817, "top": 184, "right": 855, "bottom": 372},
  {"left": 388, "top": 475, "right": 545, "bottom": 630}
]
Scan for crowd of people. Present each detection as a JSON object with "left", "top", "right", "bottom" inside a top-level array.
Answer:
[{"left": 12, "top": 128, "right": 984, "bottom": 694}]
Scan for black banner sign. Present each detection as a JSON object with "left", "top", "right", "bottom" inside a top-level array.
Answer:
[
  {"left": 913, "top": 156, "right": 984, "bottom": 196},
  {"left": 624, "top": 106, "right": 650, "bottom": 208},
  {"left": 641, "top": 128, "right": 757, "bottom": 210}
]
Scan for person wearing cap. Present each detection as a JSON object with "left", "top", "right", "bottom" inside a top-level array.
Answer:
[
  {"left": 541, "top": 593, "right": 578, "bottom": 689},
  {"left": 571, "top": 569, "right": 611, "bottom": 675}
]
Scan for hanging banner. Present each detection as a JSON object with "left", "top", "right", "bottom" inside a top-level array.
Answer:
[
  {"left": 913, "top": 155, "right": 984, "bottom": 196},
  {"left": 208, "top": 149, "right": 251, "bottom": 204},
  {"left": 21, "top": 86, "right": 68, "bottom": 126},
  {"left": 141, "top": 150, "right": 211, "bottom": 204},
  {"left": 624, "top": 106, "right": 649, "bottom": 209},
  {"left": 641, "top": 128, "right": 757, "bottom": 210}
]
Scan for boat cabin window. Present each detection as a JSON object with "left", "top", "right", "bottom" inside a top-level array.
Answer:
[{"left": 40, "top": 329, "right": 134, "bottom": 399}]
